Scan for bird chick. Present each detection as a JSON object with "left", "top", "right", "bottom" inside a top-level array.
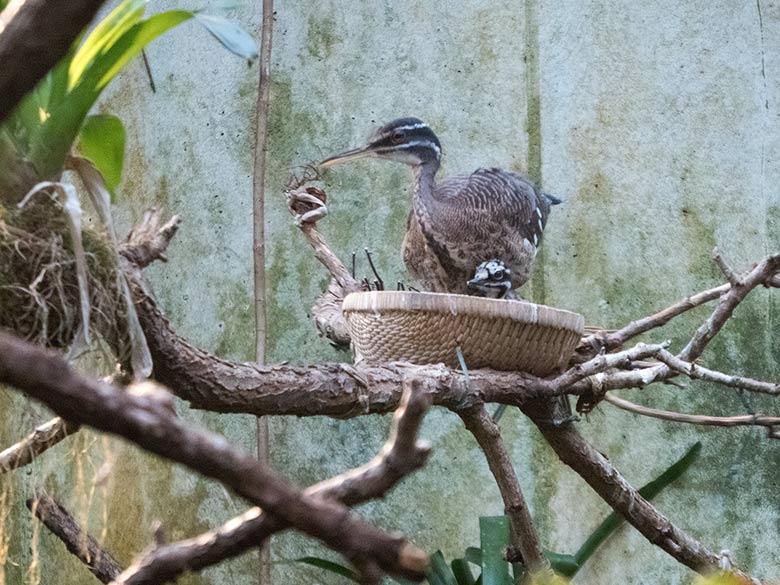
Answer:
[{"left": 466, "top": 259, "right": 515, "bottom": 299}]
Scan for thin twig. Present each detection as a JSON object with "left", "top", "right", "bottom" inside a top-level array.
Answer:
[
  {"left": 551, "top": 342, "right": 669, "bottom": 390},
  {"left": 680, "top": 253, "right": 780, "bottom": 362},
  {"left": 576, "top": 284, "right": 729, "bottom": 358},
  {"left": 605, "top": 394, "right": 780, "bottom": 437},
  {"left": 655, "top": 349, "right": 780, "bottom": 396},
  {"left": 712, "top": 247, "right": 742, "bottom": 286}
]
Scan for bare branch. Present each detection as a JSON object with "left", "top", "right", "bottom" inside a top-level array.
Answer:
[
  {"left": 27, "top": 492, "right": 123, "bottom": 583},
  {"left": 605, "top": 395, "right": 780, "bottom": 437},
  {"left": 520, "top": 398, "right": 753, "bottom": 578},
  {"left": 114, "top": 378, "right": 432, "bottom": 584},
  {"left": 576, "top": 284, "right": 729, "bottom": 359},
  {"left": 552, "top": 342, "right": 669, "bottom": 390},
  {"left": 680, "top": 253, "right": 780, "bottom": 362},
  {"left": 712, "top": 247, "right": 742, "bottom": 286},
  {"left": 0, "top": 0, "right": 108, "bottom": 121},
  {"left": 457, "top": 405, "right": 548, "bottom": 574},
  {"left": 655, "top": 350, "right": 780, "bottom": 396},
  {"left": 0, "top": 332, "right": 428, "bottom": 582},
  {"left": 0, "top": 417, "right": 78, "bottom": 474},
  {"left": 286, "top": 185, "right": 362, "bottom": 293}
]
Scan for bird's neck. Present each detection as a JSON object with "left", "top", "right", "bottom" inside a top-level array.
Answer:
[{"left": 412, "top": 160, "right": 440, "bottom": 218}]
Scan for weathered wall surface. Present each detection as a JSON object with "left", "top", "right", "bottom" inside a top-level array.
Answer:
[{"left": 2, "top": 1, "right": 779, "bottom": 584}]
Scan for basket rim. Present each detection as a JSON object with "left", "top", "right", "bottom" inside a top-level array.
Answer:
[{"left": 343, "top": 291, "right": 585, "bottom": 334}]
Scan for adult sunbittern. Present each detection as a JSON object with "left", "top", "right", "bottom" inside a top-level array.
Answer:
[{"left": 320, "top": 117, "right": 560, "bottom": 296}]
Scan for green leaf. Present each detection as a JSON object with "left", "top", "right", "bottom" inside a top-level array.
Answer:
[
  {"left": 86, "top": 10, "right": 194, "bottom": 93},
  {"left": 463, "top": 547, "right": 482, "bottom": 567},
  {"left": 546, "top": 552, "right": 579, "bottom": 577},
  {"left": 545, "top": 441, "right": 703, "bottom": 578},
  {"left": 29, "top": 11, "right": 193, "bottom": 175},
  {"left": 427, "top": 551, "right": 458, "bottom": 585},
  {"left": 76, "top": 114, "right": 125, "bottom": 196},
  {"left": 194, "top": 13, "right": 259, "bottom": 60},
  {"left": 69, "top": 0, "right": 147, "bottom": 86},
  {"left": 290, "top": 556, "right": 360, "bottom": 582},
  {"left": 479, "top": 516, "right": 511, "bottom": 585},
  {"left": 451, "top": 558, "right": 477, "bottom": 585}
]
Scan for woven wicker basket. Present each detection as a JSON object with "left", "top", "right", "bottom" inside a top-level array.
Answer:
[{"left": 343, "top": 291, "right": 585, "bottom": 376}]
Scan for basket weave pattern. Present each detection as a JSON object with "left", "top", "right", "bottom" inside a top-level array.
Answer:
[{"left": 343, "top": 291, "right": 585, "bottom": 376}]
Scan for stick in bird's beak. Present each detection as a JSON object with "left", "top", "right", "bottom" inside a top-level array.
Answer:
[{"left": 319, "top": 145, "right": 374, "bottom": 168}]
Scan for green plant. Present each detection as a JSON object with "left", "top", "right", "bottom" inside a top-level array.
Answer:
[
  {"left": 291, "top": 442, "right": 701, "bottom": 584},
  {"left": 0, "top": 0, "right": 257, "bottom": 200},
  {"left": 0, "top": 0, "right": 256, "bottom": 372}
]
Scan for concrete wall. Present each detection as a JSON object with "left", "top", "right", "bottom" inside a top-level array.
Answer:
[{"left": 2, "top": 1, "right": 779, "bottom": 584}]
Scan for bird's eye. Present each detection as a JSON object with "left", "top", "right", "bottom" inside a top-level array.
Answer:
[
  {"left": 391, "top": 130, "right": 405, "bottom": 143},
  {"left": 494, "top": 270, "right": 505, "bottom": 280}
]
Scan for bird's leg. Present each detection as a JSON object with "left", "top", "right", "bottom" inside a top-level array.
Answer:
[{"left": 286, "top": 188, "right": 328, "bottom": 226}]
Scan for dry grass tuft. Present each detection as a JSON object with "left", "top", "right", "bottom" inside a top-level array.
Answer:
[{"left": 0, "top": 195, "right": 129, "bottom": 357}]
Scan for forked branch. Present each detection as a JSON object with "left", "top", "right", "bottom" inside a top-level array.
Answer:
[
  {"left": 0, "top": 332, "right": 428, "bottom": 583},
  {"left": 114, "top": 378, "right": 432, "bottom": 584}
]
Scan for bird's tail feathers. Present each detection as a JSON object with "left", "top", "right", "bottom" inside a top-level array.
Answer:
[{"left": 544, "top": 193, "right": 563, "bottom": 205}]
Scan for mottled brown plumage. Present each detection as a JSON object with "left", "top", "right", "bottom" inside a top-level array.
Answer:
[{"left": 321, "top": 117, "right": 559, "bottom": 295}]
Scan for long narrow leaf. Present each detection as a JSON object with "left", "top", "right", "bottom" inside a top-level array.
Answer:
[
  {"left": 69, "top": 0, "right": 147, "bottom": 86},
  {"left": 479, "top": 517, "right": 511, "bottom": 585},
  {"left": 451, "top": 558, "right": 477, "bottom": 585},
  {"left": 548, "top": 441, "right": 702, "bottom": 577},
  {"left": 572, "top": 441, "right": 701, "bottom": 568},
  {"left": 427, "top": 551, "right": 458, "bottom": 585},
  {"left": 70, "top": 157, "right": 152, "bottom": 378},
  {"left": 29, "top": 11, "right": 193, "bottom": 175},
  {"left": 89, "top": 11, "right": 194, "bottom": 92},
  {"left": 289, "top": 557, "right": 360, "bottom": 582},
  {"left": 77, "top": 114, "right": 125, "bottom": 195},
  {"left": 193, "top": 13, "right": 258, "bottom": 60}
]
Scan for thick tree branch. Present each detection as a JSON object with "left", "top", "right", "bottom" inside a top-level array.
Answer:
[
  {"left": 0, "top": 417, "right": 79, "bottom": 473},
  {"left": 27, "top": 492, "right": 124, "bottom": 583},
  {"left": 0, "top": 332, "right": 427, "bottom": 582},
  {"left": 457, "top": 405, "right": 548, "bottom": 574},
  {"left": 520, "top": 399, "right": 751, "bottom": 579},
  {"left": 116, "top": 209, "right": 775, "bottom": 580},
  {"left": 114, "top": 378, "right": 432, "bottom": 584},
  {"left": 0, "top": 0, "right": 108, "bottom": 121}
]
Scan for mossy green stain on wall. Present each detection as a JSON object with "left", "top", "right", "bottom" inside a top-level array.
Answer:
[{"left": 306, "top": 15, "right": 342, "bottom": 60}]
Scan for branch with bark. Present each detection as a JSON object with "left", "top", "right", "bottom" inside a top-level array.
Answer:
[
  {"left": 0, "top": 417, "right": 78, "bottom": 474},
  {"left": 0, "top": 332, "right": 429, "bottom": 583},
  {"left": 5, "top": 195, "right": 778, "bottom": 584},
  {"left": 26, "top": 492, "right": 124, "bottom": 583},
  {"left": 110, "top": 205, "right": 780, "bottom": 580},
  {"left": 114, "top": 378, "right": 432, "bottom": 584}
]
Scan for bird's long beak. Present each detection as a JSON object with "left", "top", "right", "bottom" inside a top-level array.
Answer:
[{"left": 319, "top": 145, "right": 374, "bottom": 168}]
